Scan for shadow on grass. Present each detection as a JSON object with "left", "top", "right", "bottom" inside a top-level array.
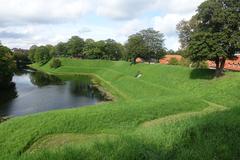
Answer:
[{"left": 190, "top": 69, "right": 215, "bottom": 80}]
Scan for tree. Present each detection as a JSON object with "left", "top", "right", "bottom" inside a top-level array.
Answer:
[
  {"left": 34, "top": 46, "right": 51, "bottom": 65},
  {"left": 0, "top": 44, "right": 15, "bottom": 88},
  {"left": 104, "top": 39, "right": 122, "bottom": 60},
  {"left": 83, "top": 39, "right": 105, "bottom": 59},
  {"left": 187, "top": 0, "right": 240, "bottom": 76},
  {"left": 28, "top": 45, "right": 38, "bottom": 63},
  {"left": 12, "top": 49, "right": 30, "bottom": 68},
  {"left": 126, "top": 28, "right": 166, "bottom": 62},
  {"left": 46, "top": 44, "right": 56, "bottom": 57},
  {"left": 176, "top": 16, "right": 198, "bottom": 50},
  {"left": 168, "top": 49, "right": 176, "bottom": 54},
  {"left": 177, "top": 20, "right": 192, "bottom": 50},
  {"left": 55, "top": 42, "right": 67, "bottom": 56},
  {"left": 66, "top": 36, "right": 85, "bottom": 57}
]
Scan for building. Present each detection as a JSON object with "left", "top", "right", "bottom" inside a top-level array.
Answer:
[
  {"left": 159, "top": 55, "right": 182, "bottom": 64},
  {"left": 135, "top": 57, "right": 144, "bottom": 63},
  {"left": 208, "top": 54, "right": 240, "bottom": 71}
]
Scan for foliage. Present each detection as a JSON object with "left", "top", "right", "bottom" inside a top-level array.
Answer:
[
  {"left": 56, "top": 42, "right": 67, "bottom": 56},
  {"left": 13, "top": 49, "right": 31, "bottom": 68},
  {"left": 103, "top": 39, "right": 123, "bottom": 60},
  {"left": 46, "top": 45, "right": 56, "bottom": 57},
  {"left": 0, "top": 44, "right": 15, "bottom": 88},
  {"left": 167, "top": 49, "right": 176, "bottom": 54},
  {"left": 186, "top": 0, "right": 240, "bottom": 76},
  {"left": 126, "top": 28, "right": 166, "bottom": 62},
  {"left": 176, "top": 16, "right": 198, "bottom": 50},
  {"left": 179, "top": 57, "right": 192, "bottom": 67},
  {"left": 191, "top": 61, "right": 209, "bottom": 69},
  {"left": 28, "top": 45, "right": 53, "bottom": 65},
  {"left": 168, "top": 58, "right": 179, "bottom": 65},
  {"left": 66, "top": 36, "right": 85, "bottom": 57},
  {"left": 82, "top": 39, "right": 124, "bottom": 60},
  {"left": 28, "top": 45, "right": 38, "bottom": 63},
  {"left": 50, "top": 58, "right": 62, "bottom": 69},
  {"left": 83, "top": 40, "right": 105, "bottom": 59},
  {"left": 178, "top": 57, "right": 209, "bottom": 69},
  {"left": 34, "top": 46, "right": 52, "bottom": 65}
]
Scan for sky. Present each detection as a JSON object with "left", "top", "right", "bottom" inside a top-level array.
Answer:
[{"left": 0, "top": 0, "right": 205, "bottom": 50}]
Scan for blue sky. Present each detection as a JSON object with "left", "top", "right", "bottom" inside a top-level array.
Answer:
[{"left": 0, "top": 0, "right": 205, "bottom": 50}]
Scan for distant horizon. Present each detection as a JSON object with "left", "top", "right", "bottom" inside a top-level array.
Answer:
[{"left": 0, "top": 0, "right": 204, "bottom": 51}]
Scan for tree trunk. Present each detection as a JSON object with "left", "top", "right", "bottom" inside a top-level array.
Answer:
[{"left": 215, "top": 57, "right": 226, "bottom": 77}]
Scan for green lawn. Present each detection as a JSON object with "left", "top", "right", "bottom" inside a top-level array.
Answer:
[{"left": 1, "top": 58, "right": 240, "bottom": 160}]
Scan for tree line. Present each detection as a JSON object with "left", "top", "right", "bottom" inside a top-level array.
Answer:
[
  {"left": 0, "top": 44, "right": 15, "bottom": 89},
  {"left": 28, "top": 28, "right": 167, "bottom": 65}
]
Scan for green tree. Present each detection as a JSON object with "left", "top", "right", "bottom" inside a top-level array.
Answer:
[
  {"left": 13, "top": 49, "right": 30, "bottom": 68},
  {"left": 125, "top": 33, "right": 148, "bottom": 62},
  {"left": 0, "top": 44, "right": 15, "bottom": 88},
  {"left": 55, "top": 42, "right": 67, "bottom": 56},
  {"left": 176, "top": 16, "right": 198, "bottom": 50},
  {"left": 126, "top": 28, "right": 166, "bottom": 62},
  {"left": 28, "top": 45, "right": 38, "bottom": 63},
  {"left": 83, "top": 39, "right": 105, "bottom": 59},
  {"left": 104, "top": 39, "right": 122, "bottom": 60},
  {"left": 34, "top": 46, "right": 51, "bottom": 65},
  {"left": 83, "top": 39, "right": 98, "bottom": 59},
  {"left": 187, "top": 0, "right": 240, "bottom": 76},
  {"left": 46, "top": 45, "right": 56, "bottom": 57},
  {"left": 66, "top": 36, "right": 85, "bottom": 57}
]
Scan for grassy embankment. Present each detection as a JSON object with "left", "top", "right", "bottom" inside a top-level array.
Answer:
[{"left": 1, "top": 58, "right": 240, "bottom": 160}]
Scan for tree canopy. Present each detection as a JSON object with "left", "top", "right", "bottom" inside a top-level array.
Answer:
[
  {"left": 186, "top": 0, "right": 240, "bottom": 76},
  {"left": 0, "top": 44, "right": 15, "bottom": 88},
  {"left": 126, "top": 28, "right": 166, "bottom": 62},
  {"left": 66, "top": 36, "right": 85, "bottom": 57},
  {"left": 29, "top": 45, "right": 52, "bottom": 65}
]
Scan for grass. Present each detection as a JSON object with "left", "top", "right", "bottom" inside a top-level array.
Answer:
[{"left": 1, "top": 58, "right": 240, "bottom": 160}]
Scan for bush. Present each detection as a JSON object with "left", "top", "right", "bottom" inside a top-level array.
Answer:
[
  {"left": 179, "top": 58, "right": 209, "bottom": 69},
  {"left": 179, "top": 58, "right": 191, "bottom": 67},
  {"left": 191, "top": 61, "right": 208, "bottom": 69},
  {"left": 50, "top": 59, "right": 62, "bottom": 68},
  {"left": 168, "top": 58, "right": 179, "bottom": 65}
]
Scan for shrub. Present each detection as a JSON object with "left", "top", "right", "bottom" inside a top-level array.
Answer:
[
  {"left": 168, "top": 58, "right": 179, "bottom": 65},
  {"left": 179, "top": 58, "right": 209, "bottom": 69},
  {"left": 50, "top": 58, "right": 62, "bottom": 69},
  {"left": 191, "top": 61, "right": 208, "bottom": 69},
  {"left": 179, "top": 58, "right": 191, "bottom": 67}
]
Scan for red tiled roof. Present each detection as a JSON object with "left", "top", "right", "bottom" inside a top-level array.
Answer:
[{"left": 208, "top": 55, "right": 240, "bottom": 71}]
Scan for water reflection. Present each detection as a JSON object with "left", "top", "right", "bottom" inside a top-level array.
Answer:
[
  {"left": 0, "top": 69, "right": 105, "bottom": 117},
  {"left": 0, "top": 85, "right": 17, "bottom": 106},
  {"left": 30, "top": 71, "right": 64, "bottom": 87}
]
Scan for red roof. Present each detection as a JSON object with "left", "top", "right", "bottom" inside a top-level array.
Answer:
[{"left": 208, "top": 55, "right": 240, "bottom": 71}]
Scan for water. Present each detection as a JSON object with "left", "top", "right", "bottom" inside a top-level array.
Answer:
[{"left": 0, "top": 69, "right": 105, "bottom": 117}]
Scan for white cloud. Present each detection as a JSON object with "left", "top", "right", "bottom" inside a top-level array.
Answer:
[
  {"left": 119, "top": 19, "right": 149, "bottom": 36},
  {"left": 0, "top": 0, "right": 92, "bottom": 26},
  {"left": 153, "top": 0, "right": 204, "bottom": 14},
  {"left": 153, "top": 13, "right": 193, "bottom": 36},
  {"left": 0, "top": 0, "right": 205, "bottom": 50},
  {"left": 96, "top": 0, "right": 154, "bottom": 20}
]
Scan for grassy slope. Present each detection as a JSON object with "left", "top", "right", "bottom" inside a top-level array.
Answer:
[{"left": 1, "top": 58, "right": 240, "bottom": 160}]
